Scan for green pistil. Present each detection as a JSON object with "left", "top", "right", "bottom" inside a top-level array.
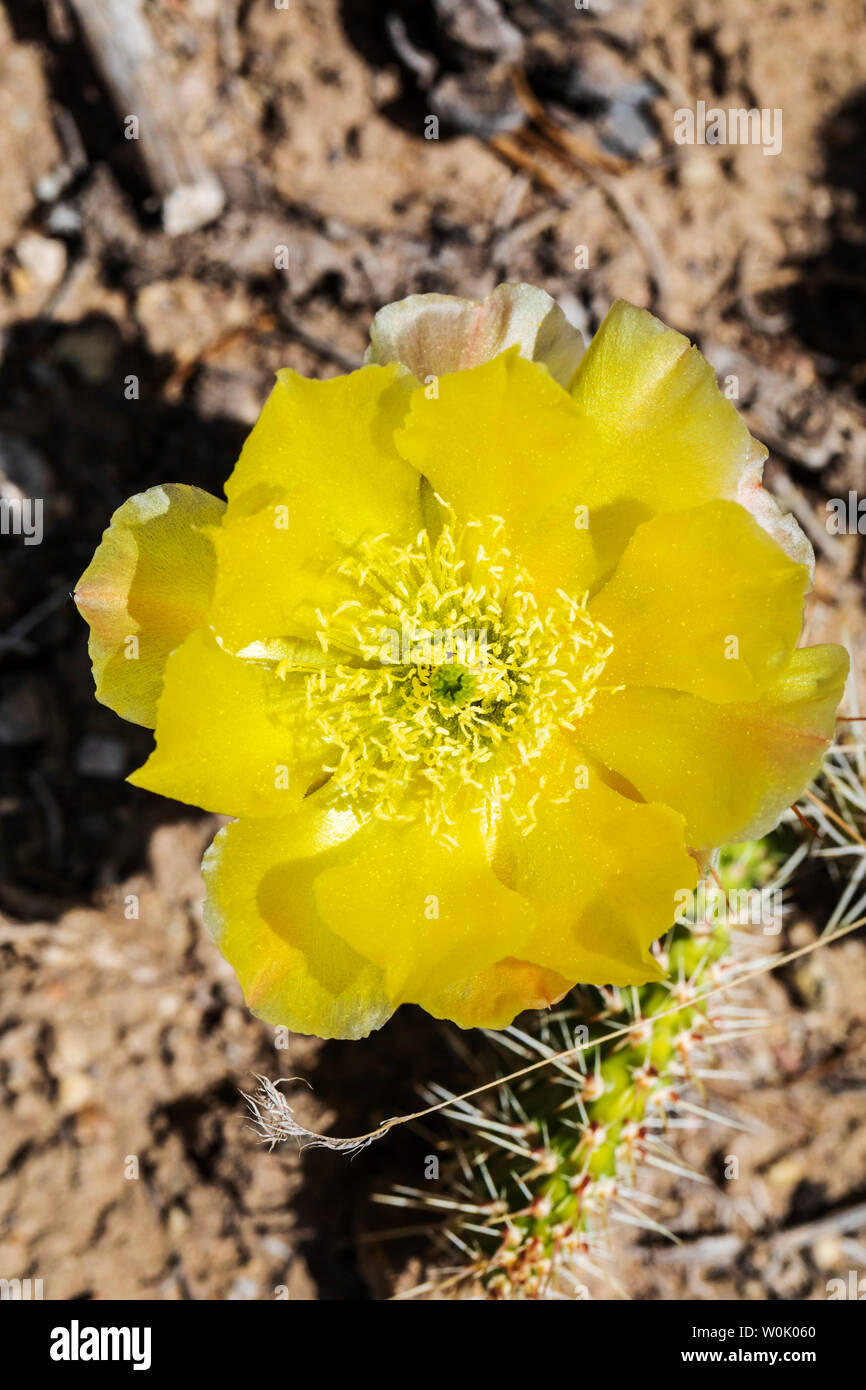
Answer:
[{"left": 429, "top": 664, "right": 477, "bottom": 707}]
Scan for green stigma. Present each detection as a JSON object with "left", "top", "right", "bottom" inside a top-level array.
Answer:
[{"left": 429, "top": 664, "right": 477, "bottom": 707}]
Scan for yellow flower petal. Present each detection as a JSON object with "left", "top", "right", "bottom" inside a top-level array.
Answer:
[
  {"left": 492, "top": 756, "right": 696, "bottom": 985},
  {"left": 519, "top": 299, "right": 769, "bottom": 592},
  {"left": 224, "top": 362, "right": 422, "bottom": 545},
  {"left": 74, "top": 484, "right": 224, "bottom": 727},
  {"left": 129, "top": 628, "right": 326, "bottom": 817},
  {"left": 576, "top": 645, "right": 849, "bottom": 848},
  {"left": 417, "top": 957, "right": 572, "bottom": 1030},
  {"left": 569, "top": 299, "right": 762, "bottom": 491},
  {"left": 203, "top": 809, "right": 392, "bottom": 1040},
  {"left": 396, "top": 303, "right": 768, "bottom": 597},
  {"left": 209, "top": 490, "right": 361, "bottom": 655},
  {"left": 396, "top": 348, "right": 604, "bottom": 595},
  {"left": 314, "top": 812, "right": 536, "bottom": 1004},
  {"left": 211, "top": 364, "right": 427, "bottom": 653},
  {"left": 589, "top": 500, "right": 810, "bottom": 702}
]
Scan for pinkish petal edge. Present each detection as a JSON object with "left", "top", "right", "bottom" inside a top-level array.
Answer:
[{"left": 364, "top": 282, "right": 585, "bottom": 388}]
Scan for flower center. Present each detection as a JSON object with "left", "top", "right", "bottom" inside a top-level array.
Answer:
[
  {"left": 285, "top": 499, "right": 613, "bottom": 840},
  {"left": 429, "top": 663, "right": 477, "bottom": 707}
]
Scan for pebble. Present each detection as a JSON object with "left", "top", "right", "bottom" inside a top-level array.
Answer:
[
  {"left": 58, "top": 1070, "right": 94, "bottom": 1114},
  {"left": 0, "top": 431, "right": 52, "bottom": 498},
  {"left": 15, "top": 233, "right": 67, "bottom": 294},
  {"left": 45, "top": 202, "right": 82, "bottom": 237},
  {"left": 75, "top": 734, "right": 128, "bottom": 778},
  {"left": 0, "top": 679, "right": 46, "bottom": 747}
]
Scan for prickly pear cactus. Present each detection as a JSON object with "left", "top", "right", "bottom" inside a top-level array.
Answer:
[{"left": 385, "top": 840, "right": 784, "bottom": 1299}]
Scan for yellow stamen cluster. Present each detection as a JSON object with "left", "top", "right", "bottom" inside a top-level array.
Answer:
[{"left": 282, "top": 501, "right": 613, "bottom": 839}]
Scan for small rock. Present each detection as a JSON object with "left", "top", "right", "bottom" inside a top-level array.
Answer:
[
  {"left": 767, "top": 1156, "right": 805, "bottom": 1188},
  {"left": 51, "top": 322, "right": 121, "bottom": 385},
  {"left": 434, "top": 0, "right": 524, "bottom": 61},
  {"left": 45, "top": 202, "right": 83, "bottom": 237},
  {"left": 75, "top": 734, "right": 127, "bottom": 778},
  {"left": 162, "top": 174, "right": 225, "bottom": 238},
  {"left": 58, "top": 1070, "right": 95, "bottom": 1114},
  {"left": 0, "top": 10, "right": 63, "bottom": 247},
  {"left": 195, "top": 367, "right": 266, "bottom": 425},
  {"left": 35, "top": 165, "right": 75, "bottom": 203},
  {"left": 431, "top": 68, "right": 525, "bottom": 136},
  {"left": 51, "top": 260, "right": 126, "bottom": 326},
  {"left": 0, "top": 681, "right": 45, "bottom": 747},
  {"left": 679, "top": 151, "right": 718, "bottom": 189},
  {"left": 549, "top": 39, "right": 660, "bottom": 159},
  {"left": 0, "top": 432, "right": 52, "bottom": 499},
  {"left": 262, "top": 1235, "right": 291, "bottom": 1260},
  {"left": 600, "top": 95, "right": 659, "bottom": 160},
  {"left": 136, "top": 277, "right": 251, "bottom": 364},
  {"left": 15, "top": 233, "right": 67, "bottom": 295},
  {"left": 167, "top": 1204, "right": 189, "bottom": 1238},
  {"left": 226, "top": 1275, "right": 260, "bottom": 1300},
  {"left": 812, "top": 1235, "right": 845, "bottom": 1271}
]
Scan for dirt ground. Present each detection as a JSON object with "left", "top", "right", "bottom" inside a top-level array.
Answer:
[{"left": 1, "top": 0, "right": 866, "bottom": 1300}]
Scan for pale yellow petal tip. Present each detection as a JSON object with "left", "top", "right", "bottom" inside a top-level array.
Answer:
[
  {"left": 75, "top": 483, "right": 225, "bottom": 728},
  {"left": 736, "top": 456, "right": 815, "bottom": 580},
  {"left": 364, "top": 282, "right": 585, "bottom": 388}
]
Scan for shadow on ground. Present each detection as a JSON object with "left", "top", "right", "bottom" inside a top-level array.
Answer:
[
  {"left": 0, "top": 312, "right": 249, "bottom": 916},
  {"left": 293, "top": 1005, "right": 460, "bottom": 1299}
]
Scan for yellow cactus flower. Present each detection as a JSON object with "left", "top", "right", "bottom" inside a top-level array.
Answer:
[{"left": 75, "top": 286, "right": 848, "bottom": 1039}]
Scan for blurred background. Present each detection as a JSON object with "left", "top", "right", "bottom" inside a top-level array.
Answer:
[{"left": 1, "top": 0, "right": 865, "bottom": 1300}]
